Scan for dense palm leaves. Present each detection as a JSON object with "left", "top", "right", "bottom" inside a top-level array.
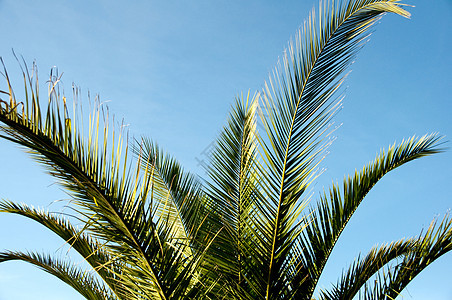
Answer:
[{"left": 1, "top": 0, "right": 451, "bottom": 299}]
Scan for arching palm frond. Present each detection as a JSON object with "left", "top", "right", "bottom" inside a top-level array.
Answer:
[
  {"left": 134, "top": 139, "right": 207, "bottom": 251},
  {"left": 0, "top": 62, "right": 200, "bottom": 299},
  {"left": 255, "top": 1, "right": 411, "bottom": 298},
  {"left": 370, "top": 215, "right": 452, "bottom": 299},
  {"left": 132, "top": 139, "right": 221, "bottom": 297},
  {"left": 0, "top": 251, "right": 113, "bottom": 300},
  {"left": 294, "top": 134, "right": 443, "bottom": 298},
  {"left": 328, "top": 215, "right": 452, "bottom": 300},
  {"left": 0, "top": 201, "right": 123, "bottom": 298},
  {"left": 319, "top": 240, "right": 415, "bottom": 299}
]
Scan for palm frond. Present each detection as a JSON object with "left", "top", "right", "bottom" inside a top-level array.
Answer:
[
  {"left": 134, "top": 139, "right": 206, "bottom": 251},
  {"left": 203, "top": 92, "right": 261, "bottom": 296},
  {"left": 0, "top": 60, "right": 199, "bottom": 299},
  {"left": 319, "top": 239, "right": 413, "bottom": 299},
  {"left": 373, "top": 215, "right": 452, "bottom": 299},
  {"left": 328, "top": 214, "right": 452, "bottom": 299},
  {"left": 295, "top": 134, "right": 443, "bottom": 298},
  {"left": 254, "top": 1, "right": 410, "bottom": 298},
  {"left": 0, "top": 200, "right": 128, "bottom": 298},
  {"left": 133, "top": 138, "right": 224, "bottom": 298},
  {"left": 0, "top": 251, "right": 113, "bottom": 300}
]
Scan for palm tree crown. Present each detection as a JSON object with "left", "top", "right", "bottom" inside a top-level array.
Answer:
[{"left": 1, "top": 0, "right": 451, "bottom": 299}]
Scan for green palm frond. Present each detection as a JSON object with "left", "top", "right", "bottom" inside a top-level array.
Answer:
[
  {"left": 373, "top": 215, "right": 452, "bottom": 299},
  {"left": 203, "top": 92, "right": 261, "bottom": 296},
  {"left": 0, "top": 200, "right": 124, "bottom": 297},
  {"left": 328, "top": 214, "right": 452, "bottom": 300},
  {"left": 0, "top": 61, "right": 199, "bottom": 299},
  {"left": 254, "top": 1, "right": 410, "bottom": 298},
  {"left": 319, "top": 240, "right": 413, "bottom": 299},
  {"left": 0, "top": 251, "right": 113, "bottom": 300},
  {"left": 134, "top": 139, "right": 207, "bottom": 250},
  {"left": 132, "top": 139, "right": 222, "bottom": 297},
  {"left": 295, "top": 134, "right": 443, "bottom": 298}
]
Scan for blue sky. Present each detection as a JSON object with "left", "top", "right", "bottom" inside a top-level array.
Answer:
[{"left": 0, "top": 1, "right": 451, "bottom": 299}]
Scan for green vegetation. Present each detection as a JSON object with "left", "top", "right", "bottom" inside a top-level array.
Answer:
[{"left": 1, "top": 0, "right": 451, "bottom": 299}]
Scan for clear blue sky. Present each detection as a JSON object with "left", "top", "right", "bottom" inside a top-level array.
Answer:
[{"left": 0, "top": 1, "right": 451, "bottom": 299}]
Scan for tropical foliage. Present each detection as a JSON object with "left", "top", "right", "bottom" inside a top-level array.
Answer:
[{"left": 1, "top": 0, "right": 451, "bottom": 299}]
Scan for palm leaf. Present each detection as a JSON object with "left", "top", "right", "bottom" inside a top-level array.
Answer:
[
  {"left": 0, "top": 251, "right": 113, "bottom": 300},
  {"left": 133, "top": 139, "right": 223, "bottom": 297},
  {"left": 327, "top": 214, "right": 452, "bottom": 299},
  {"left": 295, "top": 134, "right": 443, "bottom": 298},
  {"left": 0, "top": 61, "right": 199, "bottom": 299},
  {"left": 1, "top": 1, "right": 449, "bottom": 299},
  {"left": 134, "top": 139, "right": 206, "bottom": 251},
  {"left": 0, "top": 200, "right": 129, "bottom": 298},
  {"left": 203, "top": 93, "right": 261, "bottom": 296},
  {"left": 375, "top": 215, "right": 452, "bottom": 299},
  {"left": 319, "top": 240, "right": 413, "bottom": 299},
  {"left": 254, "top": 1, "right": 411, "bottom": 298}
]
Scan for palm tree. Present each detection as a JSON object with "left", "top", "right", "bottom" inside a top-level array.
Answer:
[{"left": 0, "top": 0, "right": 451, "bottom": 299}]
